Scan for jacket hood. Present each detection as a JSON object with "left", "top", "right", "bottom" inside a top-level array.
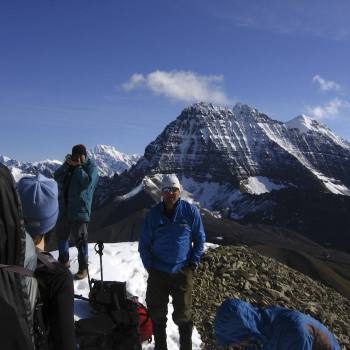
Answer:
[{"left": 215, "top": 299, "right": 266, "bottom": 346}]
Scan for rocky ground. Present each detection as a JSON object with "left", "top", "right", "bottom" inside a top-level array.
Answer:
[{"left": 192, "top": 245, "right": 350, "bottom": 350}]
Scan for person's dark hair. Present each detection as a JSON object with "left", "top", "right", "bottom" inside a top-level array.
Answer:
[{"left": 71, "top": 144, "right": 87, "bottom": 157}]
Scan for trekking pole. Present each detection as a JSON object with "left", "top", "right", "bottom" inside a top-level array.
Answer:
[
  {"left": 87, "top": 265, "right": 92, "bottom": 291},
  {"left": 94, "top": 241, "right": 104, "bottom": 283}
]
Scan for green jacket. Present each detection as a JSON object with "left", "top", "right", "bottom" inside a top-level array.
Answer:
[{"left": 54, "top": 158, "right": 99, "bottom": 222}]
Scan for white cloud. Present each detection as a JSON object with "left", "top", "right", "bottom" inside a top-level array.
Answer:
[
  {"left": 312, "top": 75, "right": 341, "bottom": 92},
  {"left": 121, "top": 73, "right": 146, "bottom": 91},
  {"left": 121, "top": 70, "right": 231, "bottom": 104},
  {"left": 307, "top": 98, "right": 349, "bottom": 120}
]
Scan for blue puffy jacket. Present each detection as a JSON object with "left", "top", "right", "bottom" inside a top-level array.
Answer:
[
  {"left": 215, "top": 299, "right": 340, "bottom": 350},
  {"left": 138, "top": 199, "right": 206, "bottom": 274},
  {"left": 54, "top": 158, "right": 98, "bottom": 222}
]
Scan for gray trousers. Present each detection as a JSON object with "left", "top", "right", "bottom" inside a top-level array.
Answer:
[
  {"left": 146, "top": 267, "right": 193, "bottom": 325},
  {"left": 57, "top": 221, "right": 89, "bottom": 269}
]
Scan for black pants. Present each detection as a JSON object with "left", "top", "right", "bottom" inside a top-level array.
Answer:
[
  {"left": 146, "top": 267, "right": 193, "bottom": 325},
  {"left": 35, "top": 257, "right": 76, "bottom": 350}
]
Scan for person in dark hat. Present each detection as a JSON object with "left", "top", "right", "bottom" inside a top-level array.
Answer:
[{"left": 54, "top": 144, "right": 99, "bottom": 279}]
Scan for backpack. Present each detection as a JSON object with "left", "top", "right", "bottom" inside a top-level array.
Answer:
[
  {"left": 75, "top": 242, "right": 143, "bottom": 350},
  {"left": 134, "top": 300, "right": 153, "bottom": 343},
  {"left": 75, "top": 281, "right": 142, "bottom": 350},
  {"left": 0, "top": 165, "right": 71, "bottom": 350},
  {"left": 0, "top": 164, "right": 36, "bottom": 350},
  {"left": 0, "top": 246, "right": 69, "bottom": 350}
]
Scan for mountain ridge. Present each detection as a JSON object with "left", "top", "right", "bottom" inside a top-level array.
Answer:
[
  {"left": 0, "top": 145, "right": 140, "bottom": 181},
  {"left": 102, "top": 102, "right": 350, "bottom": 203}
]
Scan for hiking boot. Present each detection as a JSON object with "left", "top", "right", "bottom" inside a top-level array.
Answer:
[
  {"left": 178, "top": 321, "right": 193, "bottom": 350},
  {"left": 74, "top": 269, "right": 88, "bottom": 280},
  {"left": 153, "top": 322, "right": 168, "bottom": 350}
]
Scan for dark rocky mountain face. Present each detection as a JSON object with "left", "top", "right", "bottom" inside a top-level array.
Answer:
[
  {"left": 230, "top": 188, "right": 350, "bottom": 254},
  {"left": 104, "top": 102, "right": 350, "bottom": 197}
]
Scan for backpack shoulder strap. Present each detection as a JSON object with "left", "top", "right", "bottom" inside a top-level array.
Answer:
[
  {"left": 36, "top": 251, "right": 56, "bottom": 269},
  {"left": 0, "top": 264, "right": 34, "bottom": 277},
  {"left": 0, "top": 251, "right": 57, "bottom": 277}
]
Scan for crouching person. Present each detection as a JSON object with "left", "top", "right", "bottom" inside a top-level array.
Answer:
[
  {"left": 18, "top": 174, "right": 76, "bottom": 350},
  {"left": 138, "top": 174, "right": 206, "bottom": 350},
  {"left": 214, "top": 298, "right": 340, "bottom": 350}
]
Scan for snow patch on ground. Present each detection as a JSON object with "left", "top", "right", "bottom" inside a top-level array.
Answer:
[
  {"left": 242, "top": 176, "right": 288, "bottom": 194},
  {"left": 118, "top": 182, "right": 144, "bottom": 200},
  {"left": 51, "top": 242, "right": 217, "bottom": 350},
  {"left": 180, "top": 176, "right": 242, "bottom": 211}
]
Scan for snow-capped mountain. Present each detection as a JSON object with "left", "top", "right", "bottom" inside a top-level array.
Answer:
[
  {"left": 285, "top": 114, "right": 350, "bottom": 149},
  {"left": 107, "top": 102, "right": 350, "bottom": 202},
  {"left": 0, "top": 145, "right": 139, "bottom": 181},
  {"left": 88, "top": 145, "right": 140, "bottom": 177},
  {"left": 0, "top": 155, "right": 62, "bottom": 181},
  {"left": 90, "top": 103, "right": 350, "bottom": 256}
]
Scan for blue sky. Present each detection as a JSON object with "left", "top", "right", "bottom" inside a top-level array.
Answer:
[{"left": 1, "top": 0, "right": 349, "bottom": 161}]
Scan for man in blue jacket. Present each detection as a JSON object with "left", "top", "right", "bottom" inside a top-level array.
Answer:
[
  {"left": 139, "top": 174, "right": 206, "bottom": 350},
  {"left": 54, "top": 144, "right": 99, "bottom": 280},
  {"left": 215, "top": 298, "right": 341, "bottom": 350}
]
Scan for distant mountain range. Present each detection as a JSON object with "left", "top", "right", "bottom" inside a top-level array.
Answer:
[{"left": 0, "top": 145, "right": 140, "bottom": 181}]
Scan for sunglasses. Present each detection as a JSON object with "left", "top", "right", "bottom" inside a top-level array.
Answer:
[{"left": 162, "top": 187, "right": 180, "bottom": 193}]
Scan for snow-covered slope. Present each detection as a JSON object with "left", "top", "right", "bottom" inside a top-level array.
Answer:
[
  {"left": 286, "top": 114, "right": 350, "bottom": 149},
  {"left": 0, "top": 145, "right": 140, "bottom": 180},
  {"left": 52, "top": 242, "right": 212, "bottom": 350}
]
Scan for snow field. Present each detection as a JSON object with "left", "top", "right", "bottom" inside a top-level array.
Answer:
[{"left": 52, "top": 242, "right": 202, "bottom": 350}]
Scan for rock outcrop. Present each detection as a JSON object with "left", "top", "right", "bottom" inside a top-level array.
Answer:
[{"left": 192, "top": 245, "right": 350, "bottom": 349}]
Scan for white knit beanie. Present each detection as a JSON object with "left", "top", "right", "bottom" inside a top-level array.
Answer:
[{"left": 161, "top": 174, "right": 181, "bottom": 190}]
